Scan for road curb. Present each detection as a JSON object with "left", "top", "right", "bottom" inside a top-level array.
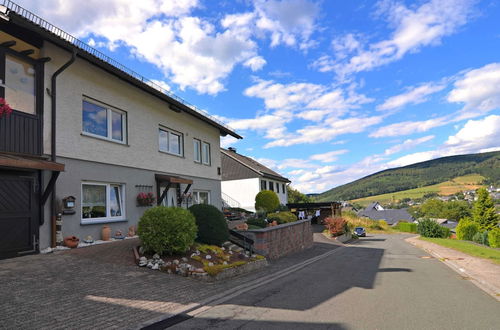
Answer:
[
  {"left": 405, "top": 237, "right": 500, "bottom": 302},
  {"left": 138, "top": 245, "right": 346, "bottom": 329}
]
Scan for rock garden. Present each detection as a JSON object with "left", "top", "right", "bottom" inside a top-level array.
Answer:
[{"left": 135, "top": 204, "right": 267, "bottom": 280}]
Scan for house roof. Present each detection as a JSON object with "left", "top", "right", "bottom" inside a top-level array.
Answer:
[
  {"left": 2, "top": 3, "right": 241, "bottom": 139},
  {"left": 221, "top": 148, "right": 290, "bottom": 183},
  {"left": 358, "top": 206, "right": 414, "bottom": 225}
]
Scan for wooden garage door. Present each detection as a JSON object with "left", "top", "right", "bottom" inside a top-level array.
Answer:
[{"left": 0, "top": 171, "right": 39, "bottom": 259}]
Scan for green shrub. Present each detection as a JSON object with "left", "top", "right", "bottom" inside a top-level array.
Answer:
[
  {"left": 246, "top": 217, "right": 267, "bottom": 228},
  {"left": 138, "top": 206, "right": 197, "bottom": 255},
  {"left": 398, "top": 222, "right": 417, "bottom": 233},
  {"left": 255, "top": 190, "right": 280, "bottom": 213},
  {"left": 189, "top": 204, "right": 229, "bottom": 246},
  {"left": 417, "top": 218, "right": 449, "bottom": 238},
  {"left": 369, "top": 221, "right": 383, "bottom": 230},
  {"left": 267, "top": 211, "right": 297, "bottom": 224},
  {"left": 276, "top": 204, "right": 289, "bottom": 212},
  {"left": 488, "top": 228, "right": 500, "bottom": 248},
  {"left": 472, "top": 231, "right": 489, "bottom": 246},
  {"left": 456, "top": 218, "right": 479, "bottom": 241}
]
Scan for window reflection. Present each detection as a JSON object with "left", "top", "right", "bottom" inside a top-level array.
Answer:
[{"left": 5, "top": 54, "right": 36, "bottom": 114}]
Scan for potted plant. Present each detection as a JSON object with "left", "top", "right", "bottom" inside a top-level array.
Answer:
[
  {"left": 64, "top": 236, "right": 80, "bottom": 248},
  {"left": 137, "top": 192, "right": 155, "bottom": 206}
]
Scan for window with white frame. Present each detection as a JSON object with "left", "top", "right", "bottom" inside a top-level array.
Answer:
[
  {"left": 159, "top": 127, "right": 183, "bottom": 156},
  {"left": 193, "top": 139, "right": 201, "bottom": 163},
  {"left": 201, "top": 142, "right": 211, "bottom": 165},
  {"left": 81, "top": 182, "right": 125, "bottom": 223},
  {"left": 82, "top": 99, "right": 126, "bottom": 143},
  {"left": 193, "top": 191, "right": 210, "bottom": 205}
]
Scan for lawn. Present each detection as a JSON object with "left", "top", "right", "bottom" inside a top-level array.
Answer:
[{"left": 419, "top": 237, "right": 500, "bottom": 265}]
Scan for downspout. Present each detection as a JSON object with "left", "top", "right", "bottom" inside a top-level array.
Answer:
[{"left": 50, "top": 49, "right": 77, "bottom": 248}]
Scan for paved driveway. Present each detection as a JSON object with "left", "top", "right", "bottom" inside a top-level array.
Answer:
[
  {"left": 0, "top": 234, "right": 340, "bottom": 329},
  {"left": 173, "top": 234, "right": 500, "bottom": 329}
]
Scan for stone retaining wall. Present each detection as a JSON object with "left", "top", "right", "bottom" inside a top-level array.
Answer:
[{"left": 239, "top": 219, "right": 313, "bottom": 259}]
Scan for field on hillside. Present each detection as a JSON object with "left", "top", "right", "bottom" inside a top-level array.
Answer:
[{"left": 351, "top": 174, "right": 484, "bottom": 207}]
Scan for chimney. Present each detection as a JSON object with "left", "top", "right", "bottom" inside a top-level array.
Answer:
[{"left": 228, "top": 147, "right": 237, "bottom": 153}]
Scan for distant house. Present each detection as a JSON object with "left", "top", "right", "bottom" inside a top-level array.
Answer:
[
  {"left": 221, "top": 147, "right": 290, "bottom": 212},
  {"left": 358, "top": 202, "right": 414, "bottom": 225}
]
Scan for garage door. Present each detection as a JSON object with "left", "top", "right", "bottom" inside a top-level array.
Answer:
[{"left": 0, "top": 171, "right": 39, "bottom": 259}]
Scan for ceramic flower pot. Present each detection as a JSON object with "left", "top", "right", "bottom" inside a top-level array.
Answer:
[
  {"left": 102, "top": 225, "right": 111, "bottom": 241},
  {"left": 64, "top": 236, "right": 80, "bottom": 248}
]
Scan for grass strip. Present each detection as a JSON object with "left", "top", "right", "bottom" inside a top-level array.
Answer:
[{"left": 419, "top": 237, "right": 500, "bottom": 265}]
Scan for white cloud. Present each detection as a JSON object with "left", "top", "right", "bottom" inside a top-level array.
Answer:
[
  {"left": 377, "top": 83, "right": 446, "bottom": 111},
  {"left": 310, "top": 150, "right": 349, "bottom": 163},
  {"left": 447, "top": 62, "right": 500, "bottom": 119},
  {"left": 370, "top": 116, "right": 449, "bottom": 138},
  {"left": 314, "top": 0, "right": 476, "bottom": 77},
  {"left": 253, "top": 0, "right": 320, "bottom": 50},
  {"left": 388, "top": 115, "right": 500, "bottom": 167},
  {"left": 384, "top": 135, "right": 435, "bottom": 155},
  {"left": 243, "top": 56, "right": 267, "bottom": 71},
  {"left": 266, "top": 115, "right": 382, "bottom": 148}
]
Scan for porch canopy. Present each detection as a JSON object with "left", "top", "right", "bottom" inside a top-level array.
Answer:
[
  {"left": 155, "top": 174, "right": 193, "bottom": 206},
  {"left": 0, "top": 153, "right": 65, "bottom": 205}
]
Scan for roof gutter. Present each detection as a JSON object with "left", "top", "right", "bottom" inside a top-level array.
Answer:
[{"left": 50, "top": 49, "right": 77, "bottom": 247}]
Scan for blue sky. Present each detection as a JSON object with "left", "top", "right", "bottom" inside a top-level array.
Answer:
[{"left": 19, "top": 0, "right": 500, "bottom": 193}]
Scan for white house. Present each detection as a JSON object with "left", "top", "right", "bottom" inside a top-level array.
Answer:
[
  {"left": 0, "top": 2, "right": 241, "bottom": 259},
  {"left": 221, "top": 147, "right": 290, "bottom": 212}
]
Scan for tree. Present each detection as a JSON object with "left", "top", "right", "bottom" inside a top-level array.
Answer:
[
  {"left": 472, "top": 188, "right": 499, "bottom": 230},
  {"left": 442, "top": 201, "right": 471, "bottom": 221},
  {"left": 418, "top": 199, "right": 445, "bottom": 218},
  {"left": 287, "top": 186, "right": 311, "bottom": 204}
]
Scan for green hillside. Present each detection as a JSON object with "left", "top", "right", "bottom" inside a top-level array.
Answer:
[{"left": 315, "top": 151, "right": 500, "bottom": 202}]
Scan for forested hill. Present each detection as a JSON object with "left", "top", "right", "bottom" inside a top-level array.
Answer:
[{"left": 315, "top": 151, "right": 500, "bottom": 202}]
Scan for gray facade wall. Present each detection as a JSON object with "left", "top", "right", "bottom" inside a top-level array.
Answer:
[{"left": 39, "top": 157, "right": 221, "bottom": 249}]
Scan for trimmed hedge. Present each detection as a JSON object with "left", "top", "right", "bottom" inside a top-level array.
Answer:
[
  {"left": 189, "top": 204, "right": 229, "bottom": 246},
  {"left": 488, "top": 228, "right": 500, "bottom": 248},
  {"left": 456, "top": 218, "right": 479, "bottom": 241},
  {"left": 398, "top": 222, "right": 417, "bottom": 233},
  {"left": 255, "top": 190, "right": 280, "bottom": 213},
  {"left": 267, "top": 211, "right": 297, "bottom": 224},
  {"left": 246, "top": 217, "right": 267, "bottom": 229},
  {"left": 138, "top": 206, "right": 197, "bottom": 255},
  {"left": 472, "top": 231, "right": 489, "bottom": 246}
]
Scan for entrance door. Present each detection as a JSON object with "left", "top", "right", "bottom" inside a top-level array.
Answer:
[{"left": 0, "top": 171, "right": 39, "bottom": 259}]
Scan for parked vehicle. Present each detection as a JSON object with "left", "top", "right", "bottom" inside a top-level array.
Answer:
[{"left": 354, "top": 227, "right": 366, "bottom": 237}]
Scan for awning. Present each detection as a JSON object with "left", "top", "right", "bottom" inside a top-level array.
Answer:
[
  {"left": 155, "top": 174, "right": 193, "bottom": 206},
  {"left": 155, "top": 174, "right": 193, "bottom": 185},
  {"left": 0, "top": 153, "right": 65, "bottom": 206},
  {"left": 0, "top": 153, "right": 65, "bottom": 171}
]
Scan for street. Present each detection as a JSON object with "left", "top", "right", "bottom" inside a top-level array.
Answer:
[{"left": 171, "top": 234, "right": 500, "bottom": 329}]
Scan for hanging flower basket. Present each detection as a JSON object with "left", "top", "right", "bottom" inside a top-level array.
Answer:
[
  {"left": 137, "top": 192, "right": 155, "bottom": 206},
  {"left": 0, "top": 98, "right": 12, "bottom": 118}
]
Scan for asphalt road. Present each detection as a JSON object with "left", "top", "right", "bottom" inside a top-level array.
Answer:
[{"left": 170, "top": 234, "right": 500, "bottom": 329}]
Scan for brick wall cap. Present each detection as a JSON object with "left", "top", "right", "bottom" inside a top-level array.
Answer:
[{"left": 238, "top": 219, "right": 311, "bottom": 233}]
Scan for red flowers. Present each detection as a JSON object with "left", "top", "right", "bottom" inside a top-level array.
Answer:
[
  {"left": 0, "top": 98, "right": 12, "bottom": 118},
  {"left": 137, "top": 192, "right": 155, "bottom": 206}
]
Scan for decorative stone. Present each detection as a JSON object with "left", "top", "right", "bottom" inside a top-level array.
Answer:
[
  {"left": 221, "top": 247, "right": 226, "bottom": 251},
  {"left": 165, "top": 261, "right": 172, "bottom": 266},
  {"left": 181, "top": 257, "right": 188, "bottom": 262},
  {"left": 205, "top": 255, "right": 212, "bottom": 260},
  {"left": 223, "top": 261, "right": 228, "bottom": 265},
  {"left": 173, "top": 259, "right": 180, "bottom": 265},
  {"left": 147, "top": 262, "right": 153, "bottom": 268},
  {"left": 153, "top": 254, "right": 160, "bottom": 260},
  {"left": 208, "top": 262, "right": 214, "bottom": 267},
  {"left": 190, "top": 253, "right": 197, "bottom": 258},
  {"left": 138, "top": 258, "right": 148, "bottom": 267},
  {"left": 229, "top": 251, "right": 233, "bottom": 255},
  {"left": 151, "top": 263, "right": 159, "bottom": 270},
  {"left": 195, "top": 250, "right": 200, "bottom": 255},
  {"left": 158, "top": 259, "right": 165, "bottom": 266}
]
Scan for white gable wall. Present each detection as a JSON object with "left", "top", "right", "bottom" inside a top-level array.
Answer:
[{"left": 221, "top": 178, "right": 260, "bottom": 212}]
